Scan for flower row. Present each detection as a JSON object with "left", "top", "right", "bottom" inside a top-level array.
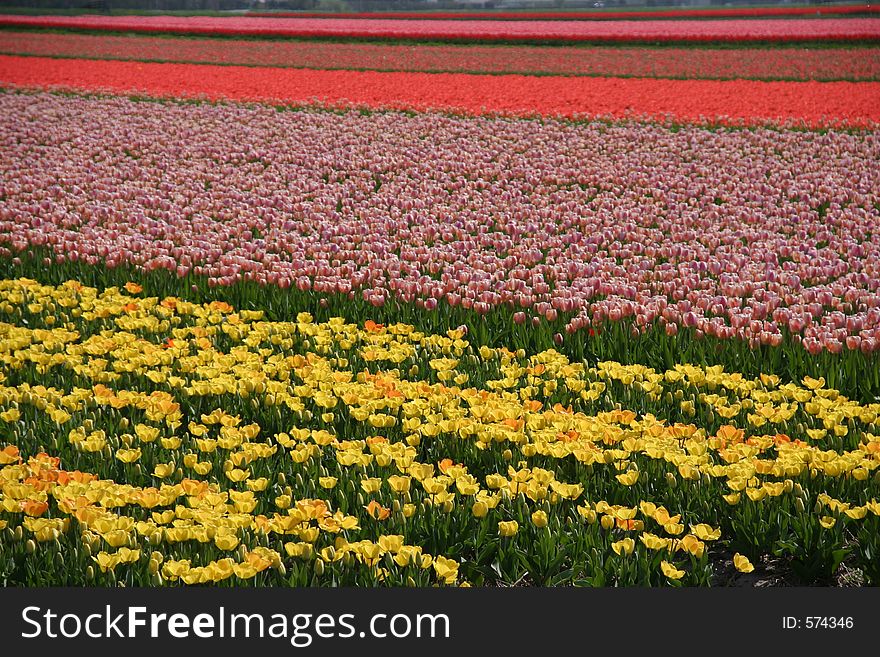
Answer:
[
  {"left": 2, "top": 32, "right": 877, "bottom": 81},
  {"left": 1, "top": 91, "right": 878, "bottom": 357},
  {"left": 248, "top": 5, "right": 880, "bottom": 21},
  {"left": 0, "top": 278, "right": 878, "bottom": 586},
  {"left": 0, "top": 15, "right": 878, "bottom": 43}
]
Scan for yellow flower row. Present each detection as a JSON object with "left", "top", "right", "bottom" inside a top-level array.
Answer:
[{"left": 1, "top": 278, "right": 878, "bottom": 586}]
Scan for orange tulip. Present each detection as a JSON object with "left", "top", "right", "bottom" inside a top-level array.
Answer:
[{"left": 365, "top": 500, "right": 391, "bottom": 521}]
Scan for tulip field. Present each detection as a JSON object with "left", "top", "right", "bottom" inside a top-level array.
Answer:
[{"left": 0, "top": 9, "right": 878, "bottom": 588}]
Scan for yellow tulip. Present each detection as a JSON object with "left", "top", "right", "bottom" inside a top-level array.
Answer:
[
  {"left": 93, "top": 552, "right": 118, "bottom": 573},
  {"left": 101, "top": 530, "right": 131, "bottom": 549},
  {"left": 577, "top": 506, "right": 597, "bottom": 524},
  {"left": 153, "top": 463, "right": 174, "bottom": 479},
  {"left": 115, "top": 448, "right": 142, "bottom": 464},
  {"left": 531, "top": 510, "right": 549, "bottom": 528},
  {"left": 676, "top": 535, "right": 705, "bottom": 558},
  {"left": 432, "top": 556, "right": 459, "bottom": 585},
  {"left": 819, "top": 516, "right": 836, "bottom": 529},
  {"left": 387, "top": 476, "right": 412, "bottom": 494},
  {"left": 232, "top": 562, "right": 259, "bottom": 580},
  {"left": 660, "top": 560, "right": 685, "bottom": 580},
  {"left": 663, "top": 522, "right": 685, "bottom": 536},
  {"left": 360, "top": 478, "right": 382, "bottom": 494},
  {"left": 378, "top": 535, "right": 404, "bottom": 554},
  {"left": 225, "top": 468, "right": 249, "bottom": 482},
  {"left": 285, "top": 542, "right": 314, "bottom": 559},
  {"left": 485, "top": 474, "right": 507, "bottom": 489},
  {"left": 690, "top": 524, "right": 721, "bottom": 541},
  {"left": 616, "top": 470, "right": 640, "bottom": 486},
  {"left": 498, "top": 521, "right": 519, "bottom": 537},
  {"left": 844, "top": 506, "right": 867, "bottom": 520},
  {"left": 214, "top": 534, "right": 240, "bottom": 551},
  {"left": 247, "top": 477, "right": 269, "bottom": 492},
  {"left": 611, "top": 538, "right": 635, "bottom": 556},
  {"left": 733, "top": 553, "right": 755, "bottom": 573},
  {"left": 639, "top": 533, "right": 672, "bottom": 551}
]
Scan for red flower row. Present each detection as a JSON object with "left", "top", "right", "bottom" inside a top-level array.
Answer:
[
  {"left": 1, "top": 55, "right": 878, "bottom": 127},
  {"left": 0, "top": 14, "right": 877, "bottom": 43},
  {"left": 2, "top": 31, "right": 877, "bottom": 81},
  {"left": 247, "top": 4, "right": 880, "bottom": 21}
]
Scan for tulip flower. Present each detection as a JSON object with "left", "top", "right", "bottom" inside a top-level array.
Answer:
[
  {"left": 498, "top": 520, "right": 519, "bottom": 537},
  {"left": 611, "top": 538, "right": 635, "bottom": 556},
  {"left": 660, "top": 560, "right": 685, "bottom": 580},
  {"left": 733, "top": 553, "right": 755, "bottom": 573}
]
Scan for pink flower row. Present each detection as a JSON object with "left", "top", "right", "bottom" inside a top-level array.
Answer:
[
  {"left": 1, "top": 91, "right": 878, "bottom": 354},
  {"left": 0, "top": 14, "right": 878, "bottom": 42}
]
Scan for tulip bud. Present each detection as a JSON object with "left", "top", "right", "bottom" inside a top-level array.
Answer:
[
  {"left": 794, "top": 498, "right": 806, "bottom": 514},
  {"left": 148, "top": 559, "right": 160, "bottom": 575},
  {"left": 502, "top": 449, "right": 513, "bottom": 461},
  {"left": 600, "top": 515, "right": 615, "bottom": 530},
  {"left": 407, "top": 576, "right": 416, "bottom": 587},
  {"left": 277, "top": 563, "right": 286, "bottom": 577},
  {"left": 666, "top": 472, "right": 678, "bottom": 488},
  {"left": 392, "top": 500, "right": 401, "bottom": 513},
  {"left": 86, "top": 565, "right": 95, "bottom": 581},
  {"left": 25, "top": 539, "right": 36, "bottom": 554},
  {"left": 14, "top": 526, "right": 23, "bottom": 542},
  {"left": 277, "top": 473, "right": 286, "bottom": 485},
  {"left": 783, "top": 479, "right": 794, "bottom": 494}
]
